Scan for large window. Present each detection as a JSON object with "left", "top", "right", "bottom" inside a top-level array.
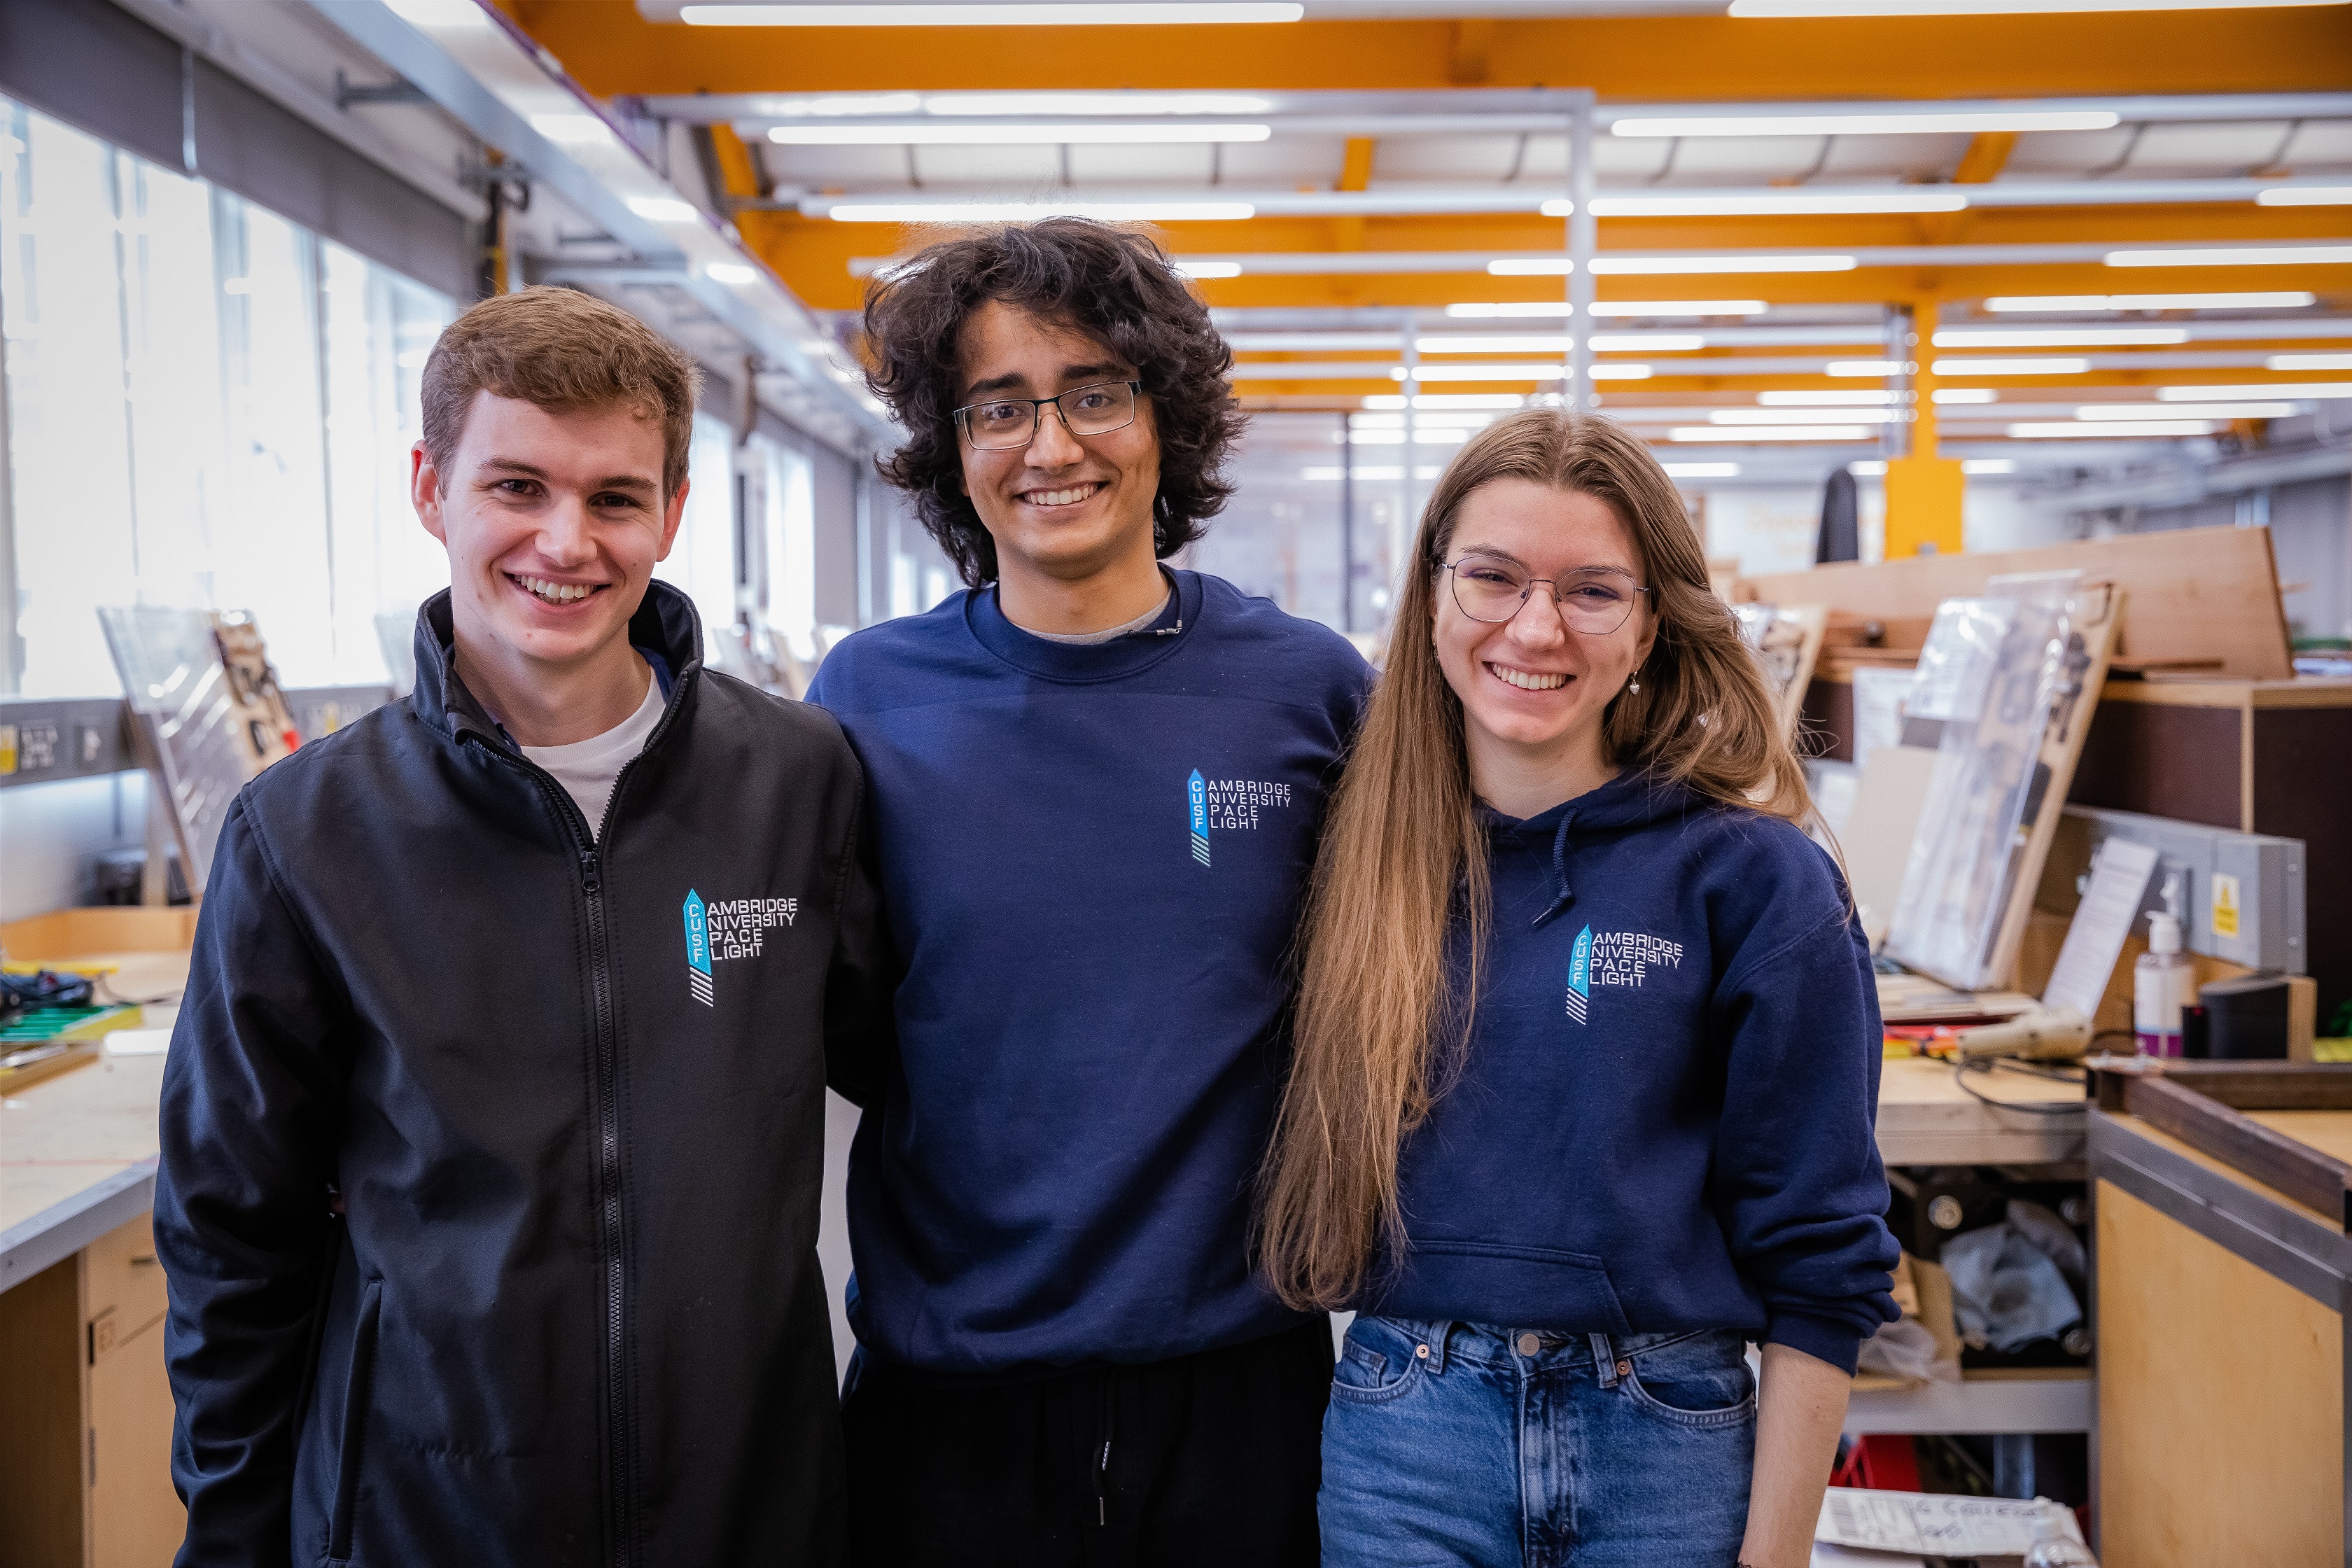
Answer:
[{"left": 0, "top": 97, "right": 456, "bottom": 696}]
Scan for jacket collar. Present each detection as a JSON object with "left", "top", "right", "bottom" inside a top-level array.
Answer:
[{"left": 408, "top": 580, "right": 706, "bottom": 747}]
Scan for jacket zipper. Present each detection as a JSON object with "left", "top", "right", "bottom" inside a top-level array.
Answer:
[
  {"left": 479, "top": 748, "right": 653, "bottom": 1568},
  {"left": 460, "top": 668, "right": 690, "bottom": 1568}
]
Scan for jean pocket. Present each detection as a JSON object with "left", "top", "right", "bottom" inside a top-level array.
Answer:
[
  {"left": 1620, "top": 1331, "right": 1756, "bottom": 1430},
  {"left": 1329, "top": 1317, "right": 1429, "bottom": 1405}
]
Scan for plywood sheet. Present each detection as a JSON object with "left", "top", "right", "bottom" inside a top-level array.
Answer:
[
  {"left": 1743, "top": 525, "right": 2291, "bottom": 680},
  {"left": 2096, "top": 1179, "right": 2341, "bottom": 1567}
]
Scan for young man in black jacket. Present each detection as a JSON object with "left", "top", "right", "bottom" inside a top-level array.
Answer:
[{"left": 154, "top": 286, "right": 886, "bottom": 1568}]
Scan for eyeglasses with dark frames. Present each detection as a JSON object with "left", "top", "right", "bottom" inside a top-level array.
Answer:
[
  {"left": 1441, "top": 559, "right": 1653, "bottom": 635},
  {"left": 952, "top": 380, "right": 1143, "bottom": 451}
]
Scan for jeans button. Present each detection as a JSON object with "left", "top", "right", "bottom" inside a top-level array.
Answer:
[
  {"left": 1616, "top": 1359, "right": 1634, "bottom": 1378},
  {"left": 1517, "top": 1333, "right": 1541, "bottom": 1357},
  {"left": 1415, "top": 1344, "right": 1430, "bottom": 1359}
]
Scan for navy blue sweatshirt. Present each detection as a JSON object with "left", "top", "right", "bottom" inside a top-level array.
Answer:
[
  {"left": 808, "top": 570, "right": 1368, "bottom": 1376},
  {"left": 1373, "top": 771, "right": 1900, "bottom": 1373}
]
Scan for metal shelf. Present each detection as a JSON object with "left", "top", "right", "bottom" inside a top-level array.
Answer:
[{"left": 1846, "top": 1369, "right": 2093, "bottom": 1436}]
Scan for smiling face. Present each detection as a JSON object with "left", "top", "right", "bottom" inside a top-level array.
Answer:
[
  {"left": 413, "top": 389, "right": 685, "bottom": 684},
  {"left": 1433, "top": 477, "right": 1657, "bottom": 803},
  {"left": 954, "top": 300, "right": 1161, "bottom": 589}
]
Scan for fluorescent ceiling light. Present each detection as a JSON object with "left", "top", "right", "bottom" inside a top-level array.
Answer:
[
  {"left": 1596, "top": 255, "right": 1858, "bottom": 276},
  {"left": 2258, "top": 186, "right": 2352, "bottom": 206},
  {"left": 924, "top": 93, "right": 1276, "bottom": 115},
  {"left": 1670, "top": 426, "right": 1873, "bottom": 441},
  {"left": 2078, "top": 401, "right": 2296, "bottom": 419},
  {"left": 1982, "top": 292, "right": 2317, "bottom": 312},
  {"left": 1446, "top": 302, "right": 1573, "bottom": 318},
  {"left": 1611, "top": 110, "right": 2117, "bottom": 138},
  {"left": 1663, "top": 462, "right": 1742, "bottom": 477},
  {"left": 627, "top": 197, "right": 702, "bottom": 223},
  {"left": 704, "top": 262, "right": 759, "bottom": 284},
  {"left": 1730, "top": 0, "right": 2335, "bottom": 15},
  {"left": 1849, "top": 459, "right": 1888, "bottom": 475},
  {"left": 1489, "top": 259, "right": 1573, "bottom": 276},
  {"left": 1545, "top": 193, "right": 1968, "bottom": 217},
  {"left": 1711, "top": 407, "right": 1903, "bottom": 424},
  {"left": 1591, "top": 333, "right": 1705, "bottom": 351},
  {"left": 2157, "top": 381, "right": 2352, "bottom": 400},
  {"left": 2009, "top": 420, "right": 2219, "bottom": 438},
  {"left": 1418, "top": 335, "right": 1575, "bottom": 354},
  {"left": 2108, "top": 246, "right": 2352, "bottom": 267},
  {"left": 1962, "top": 458, "right": 2017, "bottom": 474},
  {"left": 383, "top": 0, "right": 492, "bottom": 26},
  {"left": 1175, "top": 260, "right": 1242, "bottom": 279},
  {"left": 827, "top": 200, "right": 1255, "bottom": 222},
  {"left": 685, "top": 4, "right": 1305, "bottom": 22},
  {"left": 1826, "top": 360, "right": 1907, "bottom": 377},
  {"left": 1363, "top": 394, "right": 1533, "bottom": 410},
  {"left": 1399, "top": 364, "right": 1561, "bottom": 382},
  {"left": 1932, "top": 356, "right": 2093, "bottom": 375},
  {"left": 768, "top": 122, "right": 1270, "bottom": 144},
  {"left": 2269, "top": 353, "right": 2352, "bottom": 371},
  {"left": 529, "top": 113, "right": 614, "bottom": 146},
  {"left": 1933, "top": 327, "right": 2190, "bottom": 347},
  {"left": 1932, "top": 387, "right": 1999, "bottom": 403},
  {"left": 1595, "top": 300, "right": 1768, "bottom": 316},
  {"left": 1759, "top": 390, "right": 1896, "bottom": 405},
  {"left": 1444, "top": 300, "right": 1769, "bottom": 318}
]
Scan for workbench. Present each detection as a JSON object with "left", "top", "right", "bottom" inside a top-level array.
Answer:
[
  {"left": 0, "top": 917, "right": 191, "bottom": 1568},
  {"left": 2088, "top": 1065, "right": 2351, "bottom": 1567}
]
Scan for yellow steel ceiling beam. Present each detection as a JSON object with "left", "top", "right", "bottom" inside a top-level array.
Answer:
[
  {"left": 502, "top": 1, "right": 2351, "bottom": 97},
  {"left": 748, "top": 204, "right": 2352, "bottom": 312}
]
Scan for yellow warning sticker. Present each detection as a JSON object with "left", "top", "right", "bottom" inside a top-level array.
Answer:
[{"left": 2210, "top": 872, "right": 2241, "bottom": 941}]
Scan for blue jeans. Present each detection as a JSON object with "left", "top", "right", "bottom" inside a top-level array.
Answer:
[{"left": 1320, "top": 1316, "right": 1756, "bottom": 1567}]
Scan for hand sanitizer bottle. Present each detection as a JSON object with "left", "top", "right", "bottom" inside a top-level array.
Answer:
[{"left": 2134, "top": 911, "right": 2191, "bottom": 1058}]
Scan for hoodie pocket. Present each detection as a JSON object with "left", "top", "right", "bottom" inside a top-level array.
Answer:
[{"left": 327, "top": 1280, "right": 382, "bottom": 1562}]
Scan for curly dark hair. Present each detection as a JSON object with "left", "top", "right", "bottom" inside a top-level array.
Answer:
[{"left": 861, "top": 218, "right": 1245, "bottom": 587}]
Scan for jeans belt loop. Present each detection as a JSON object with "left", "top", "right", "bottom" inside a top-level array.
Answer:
[
  {"left": 1590, "top": 1333, "right": 1618, "bottom": 1388},
  {"left": 1422, "top": 1321, "right": 1449, "bottom": 1375}
]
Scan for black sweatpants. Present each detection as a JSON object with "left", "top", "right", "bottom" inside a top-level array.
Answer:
[{"left": 841, "top": 1318, "right": 1334, "bottom": 1567}]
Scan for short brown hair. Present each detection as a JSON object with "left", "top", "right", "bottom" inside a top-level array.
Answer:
[{"left": 421, "top": 286, "right": 704, "bottom": 497}]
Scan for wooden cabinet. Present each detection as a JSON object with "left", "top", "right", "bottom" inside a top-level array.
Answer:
[{"left": 0, "top": 1212, "right": 186, "bottom": 1568}]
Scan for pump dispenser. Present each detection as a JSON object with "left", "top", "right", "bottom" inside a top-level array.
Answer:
[{"left": 2134, "top": 911, "right": 2192, "bottom": 1057}]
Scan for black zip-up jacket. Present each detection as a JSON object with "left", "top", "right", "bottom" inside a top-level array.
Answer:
[{"left": 154, "top": 583, "right": 887, "bottom": 1567}]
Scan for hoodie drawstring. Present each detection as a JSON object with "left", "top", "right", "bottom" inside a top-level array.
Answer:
[{"left": 1531, "top": 811, "right": 1577, "bottom": 928}]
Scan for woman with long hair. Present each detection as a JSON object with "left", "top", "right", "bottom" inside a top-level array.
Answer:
[{"left": 1261, "top": 410, "right": 1898, "bottom": 1568}]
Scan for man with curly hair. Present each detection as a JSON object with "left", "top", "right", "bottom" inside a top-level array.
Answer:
[{"left": 808, "top": 219, "right": 1367, "bottom": 1564}]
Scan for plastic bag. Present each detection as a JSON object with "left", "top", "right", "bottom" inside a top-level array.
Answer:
[
  {"left": 1855, "top": 1317, "right": 1961, "bottom": 1385},
  {"left": 1940, "top": 1222, "right": 2082, "bottom": 1352}
]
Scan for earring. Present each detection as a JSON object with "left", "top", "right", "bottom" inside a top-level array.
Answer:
[{"left": 1628, "top": 668, "right": 1642, "bottom": 694}]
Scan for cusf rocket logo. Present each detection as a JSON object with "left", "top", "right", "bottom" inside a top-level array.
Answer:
[
  {"left": 1566, "top": 924, "right": 1592, "bottom": 1025},
  {"left": 1188, "top": 769, "right": 1211, "bottom": 867},
  {"left": 681, "top": 887, "right": 799, "bottom": 1007},
  {"left": 684, "top": 890, "right": 714, "bottom": 1007}
]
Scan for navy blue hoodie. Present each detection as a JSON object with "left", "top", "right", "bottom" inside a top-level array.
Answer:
[
  {"left": 1372, "top": 771, "right": 1900, "bottom": 1373},
  {"left": 808, "top": 570, "right": 1368, "bottom": 1376}
]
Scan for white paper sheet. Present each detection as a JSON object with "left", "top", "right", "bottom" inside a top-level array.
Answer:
[
  {"left": 2041, "top": 837, "right": 2161, "bottom": 1020},
  {"left": 1816, "top": 1488, "right": 2087, "bottom": 1557},
  {"left": 1849, "top": 665, "right": 1914, "bottom": 761}
]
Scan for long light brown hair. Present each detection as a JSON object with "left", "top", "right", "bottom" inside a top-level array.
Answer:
[{"left": 1256, "top": 408, "right": 1809, "bottom": 1311}]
